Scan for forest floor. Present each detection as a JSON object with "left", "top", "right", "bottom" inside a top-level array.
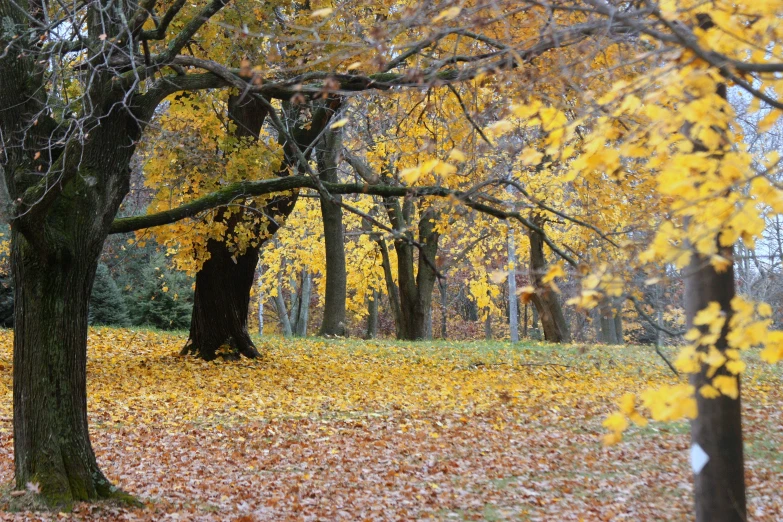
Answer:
[{"left": 0, "top": 328, "right": 781, "bottom": 521}]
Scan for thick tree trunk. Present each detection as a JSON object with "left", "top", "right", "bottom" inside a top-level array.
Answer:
[
  {"left": 686, "top": 249, "right": 746, "bottom": 522},
  {"left": 12, "top": 229, "right": 115, "bottom": 506},
  {"left": 317, "top": 127, "right": 347, "bottom": 336},
  {"left": 528, "top": 220, "right": 571, "bottom": 343},
  {"left": 181, "top": 239, "right": 260, "bottom": 360}
]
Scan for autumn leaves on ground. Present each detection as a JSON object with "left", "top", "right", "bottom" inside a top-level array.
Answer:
[{"left": 0, "top": 329, "right": 780, "bottom": 521}]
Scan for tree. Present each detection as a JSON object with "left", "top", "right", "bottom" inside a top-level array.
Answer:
[
  {"left": 89, "top": 263, "right": 130, "bottom": 326},
  {"left": 317, "top": 125, "right": 348, "bottom": 337},
  {"left": 3, "top": 0, "right": 779, "bottom": 513}
]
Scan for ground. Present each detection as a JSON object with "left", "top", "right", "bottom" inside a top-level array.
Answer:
[{"left": 0, "top": 328, "right": 781, "bottom": 521}]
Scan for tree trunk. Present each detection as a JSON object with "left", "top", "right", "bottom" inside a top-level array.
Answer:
[
  {"left": 613, "top": 307, "right": 624, "bottom": 344},
  {"left": 686, "top": 249, "right": 746, "bottom": 521},
  {"left": 293, "top": 270, "right": 311, "bottom": 337},
  {"left": 12, "top": 229, "right": 117, "bottom": 506},
  {"left": 365, "top": 290, "right": 379, "bottom": 339},
  {"left": 386, "top": 200, "right": 439, "bottom": 341},
  {"left": 257, "top": 269, "right": 264, "bottom": 335},
  {"left": 275, "top": 279, "right": 293, "bottom": 337},
  {"left": 378, "top": 237, "right": 403, "bottom": 339},
  {"left": 528, "top": 219, "right": 571, "bottom": 343},
  {"left": 484, "top": 311, "right": 492, "bottom": 340},
  {"left": 599, "top": 302, "right": 618, "bottom": 344},
  {"left": 507, "top": 229, "right": 519, "bottom": 342},
  {"left": 317, "top": 126, "right": 347, "bottom": 336},
  {"left": 439, "top": 279, "right": 448, "bottom": 339},
  {"left": 181, "top": 240, "right": 260, "bottom": 360},
  {"left": 182, "top": 95, "right": 268, "bottom": 359}
]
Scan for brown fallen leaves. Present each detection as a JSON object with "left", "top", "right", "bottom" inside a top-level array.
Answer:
[{"left": 0, "top": 328, "right": 781, "bottom": 520}]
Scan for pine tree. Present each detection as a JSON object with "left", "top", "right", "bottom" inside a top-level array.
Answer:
[
  {"left": 89, "top": 264, "right": 130, "bottom": 326},
  {"left": 131, "top": 257, "right": 193, "bottom": 330}
]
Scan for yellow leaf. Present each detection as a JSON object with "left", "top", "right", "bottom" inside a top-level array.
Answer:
[
  {"left": 399, "top": 167, "right": 421, "bottom": 184},
  {"left": 542, "top": 263, "right": 565, "bottom": 284},
  {"left": 712, "top": 375, "right": 739, "bottom": 399},
  {"left": 619, "top": 392, "right": 636, "bottom": 416},
  {"left": 693, "top": 302, "right": 722, "bottom": 327},
  {"left": 699, "top": 384, "right": 720, "bottom": 399},
  {"left": 758, "top": 110, "right": 780, "bottom": 132},
  {"left": 310, "top": 7, "right": 334, "bottom": 17},
  {"left": 725, "top": 359, "right": 746, "bottom": 375},
  {"left": 488, "top": 270, "right": 507, "bottom": 284},
  {"left": 602, "top": 412, "right": 628, "bottom": 433},
  {"left": 432, "top": 6, "right": 461, "bottom": 23},
  {"left": 448, "top": 148, "right": 467, "bottom": 162},
  {"left": 330, "top": 118, "right": 348, "bottom": 129}
]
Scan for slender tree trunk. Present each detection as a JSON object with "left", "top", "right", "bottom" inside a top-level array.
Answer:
[
  {"left": 317, "top": 126, "right": 347, "bottom": 336},
  {"left": 508, "top": 229, "right": 519, "bottom": 342},
  {"left": 377, "top": 237, "right": 403, "bottom": 339},
  {"left": 365, "top": 290, "right": 379, "bottom": 339},
  {"left": 687, "top": 249, "right": 746, "bottom": 522},
  {"left": 386, "top": 202, "right": 439, "bottom": 340},
  {"left": 439, "top": 279, "right": 448, "bottom": 339},
  {"left": 274, "top": 278, "right": 293, "bottom": 337},
  {"left": 294, "top": 270, "right": 311, "bottom": 337},
  {"left": 484, "top": 311, "right": 492, "bottom": 340},
  {"left": 528, "top": 219, "right": 571, "bottom": 343},
  {"left": 257, "top": 269, "right": 264, "bottom": 335}
]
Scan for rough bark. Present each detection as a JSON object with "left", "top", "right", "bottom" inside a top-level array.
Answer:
[
  {"left": 528, "top": 218, "right": 571, "bottom": 343},
  {"left": 686, "top": 249, "right": 746, "bottom": 522},
  {"left": 317, "top": 126, "right": 347, "bottom": 336}
]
